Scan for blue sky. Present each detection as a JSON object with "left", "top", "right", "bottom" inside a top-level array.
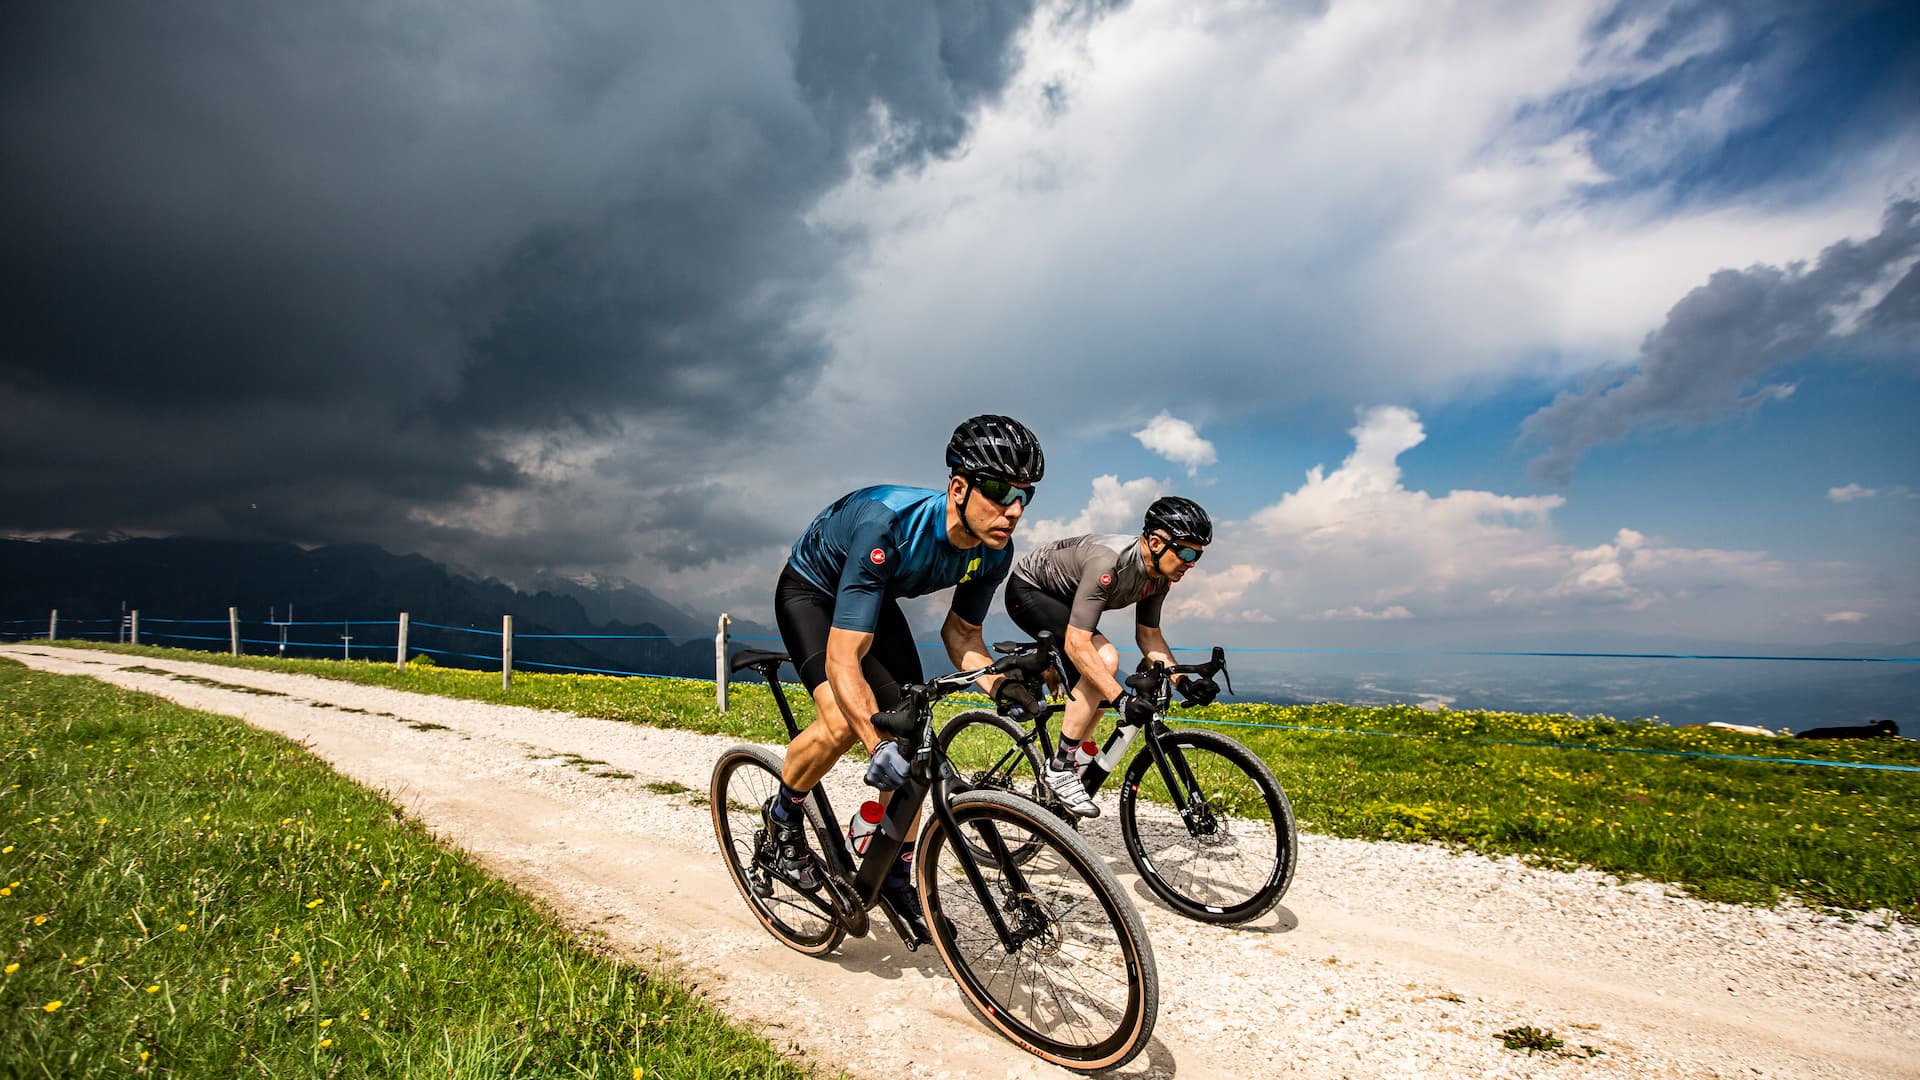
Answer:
[{"left": 3, "top": 0, "right": 1916, "bottom": 654}]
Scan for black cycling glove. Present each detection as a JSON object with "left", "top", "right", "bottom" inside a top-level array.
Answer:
[
  {"left": 1178, "top": 675, "right": 1220, "bottom": 707},
  {"left": 1118, "top": 689, "right": 1157, "bottom": 727},
  {"left": 994, "top": 678, "right": 1041, "bottom": 720}
]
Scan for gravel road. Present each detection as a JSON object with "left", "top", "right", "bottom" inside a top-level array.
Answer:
[{"left": 7, "top": 644, "right": 1915, "bottom": 1079}]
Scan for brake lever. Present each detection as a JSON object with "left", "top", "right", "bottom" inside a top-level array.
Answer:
[{"left": 1212, "top": 645, "right": 1233, "bottom": 696}]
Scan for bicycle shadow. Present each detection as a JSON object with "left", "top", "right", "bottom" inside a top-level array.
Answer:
[{"left": 818, "top": 929, "right": 950, "bottom": 982}]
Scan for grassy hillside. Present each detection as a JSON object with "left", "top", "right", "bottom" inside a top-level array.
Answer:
[
  {"left": 27, "top": 641, "right": 1920, "bottom": 919},
  {"left": 0, "top": 659, "right": 821, "bottom": 1078}
]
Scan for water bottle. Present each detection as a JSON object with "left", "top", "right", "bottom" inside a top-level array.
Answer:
[
  {"left": 1070, "top": 740, "right": 1099, "bottom": 774},
  {"left": 847, "top": 800, "right": 884, "bottom": 856}
]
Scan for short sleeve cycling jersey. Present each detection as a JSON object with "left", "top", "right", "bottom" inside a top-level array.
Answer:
[
  {"left": 1012, "top": 533, "right": 1167, "bottom": 631},
  {"left": 787, "top": 485, "right": 1012, "bottom": 633}
]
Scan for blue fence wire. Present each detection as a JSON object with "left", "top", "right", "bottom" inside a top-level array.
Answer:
[{"left": 7, "top": 610, "right": 1914, "bottom": 774}]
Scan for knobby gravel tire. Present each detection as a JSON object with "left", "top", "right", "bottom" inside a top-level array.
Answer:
[
  {"left": 1119, "top": 728, "right": 1296, "bottom": 924},
  {"left": 710, "top": 744, "right": 845, "bottom": 956},
  {"left": 917, "top": 788, "right": 1158, "bottom": 1072}
]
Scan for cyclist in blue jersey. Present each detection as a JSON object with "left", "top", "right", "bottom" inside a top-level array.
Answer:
[
  {"left": 764, "top": 414, "right": 1048, "bottom": 936},
  {"left": 1004, "top": 496, "right": 1219, "bottom": 817}
]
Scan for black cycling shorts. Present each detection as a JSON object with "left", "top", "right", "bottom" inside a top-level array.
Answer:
[
  {"left": 774, "top": 564, "right": 923, "bottom": 710},
  {"left": 1005, "top": 575, "right": 1087, "bottom": 691}
]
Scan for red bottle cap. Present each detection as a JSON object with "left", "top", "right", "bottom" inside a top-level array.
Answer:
[{"left": 858, "top": 800, "right": 885, "bottom": 823}]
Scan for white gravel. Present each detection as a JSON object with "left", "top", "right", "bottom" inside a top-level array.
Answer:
[{"left": 7, "top": 644, "right": 1916, "bottom": 1080}]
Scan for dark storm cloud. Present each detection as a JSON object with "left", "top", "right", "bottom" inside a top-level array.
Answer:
[
  {"left": 0, "top": 1, "right": 1048, "bottom": 569},
  {"left": 1521, "top": 198, "right": 1920, "bottom": 485}
]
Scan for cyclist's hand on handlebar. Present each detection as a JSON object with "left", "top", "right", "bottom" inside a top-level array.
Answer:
[
  {"left": 864, "top": 739, "right": 911, "bottom": 791},
  {"left": 1178, "top": 675, "right": 1220, "bottom": 707},
  {"left": 993, "top": 677, "right": 1041, "bottom": 720},
  {"left": 1118, "top": 689, "right": 1157, "bottom": 727}
]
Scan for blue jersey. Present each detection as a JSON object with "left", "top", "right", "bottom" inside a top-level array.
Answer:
[{"left": 787, "top": 485, "right": 1012, "bottom": 633}]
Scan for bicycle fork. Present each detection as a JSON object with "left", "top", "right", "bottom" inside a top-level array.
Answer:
[{"left": 1092, "top": 719, "right": 1220, "bottom": 837}]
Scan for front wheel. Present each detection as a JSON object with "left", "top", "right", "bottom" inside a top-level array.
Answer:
[
  {"left": 710, "top": 744, "right": 845, "bottom": 956},
  {"left": 918, "top": 789, "right": 1158, "bottom": 1072},
  {"left": 1120, "top": 728, "right": 1296, "bottom": 924}
]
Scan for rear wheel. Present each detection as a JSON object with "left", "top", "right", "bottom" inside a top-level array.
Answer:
[
  {"left": 1120, "top": 728, "right": 1296, "bottom": 924},
  {"left": 918, "top": 789, "right": 1157, "bottom": 1072},
  {"left": 710, "top": 744, "right": 844, "bottom": 955}
]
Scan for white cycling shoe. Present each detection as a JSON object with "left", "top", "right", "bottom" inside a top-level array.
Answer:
[{"left": 1042, "top": 764, "right": 1100, "bottom": 818}]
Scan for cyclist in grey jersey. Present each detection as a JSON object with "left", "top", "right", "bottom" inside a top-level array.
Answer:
[
  {"left": 1004, "top": 497, "right": 1220, "bottom": 817},
  {"left": 1015, "top": 532, "right": 1171, "bottom": 633}
]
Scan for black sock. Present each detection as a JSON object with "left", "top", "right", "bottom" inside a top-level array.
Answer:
[
  {"left": 772, "top": 782, "right": 809, "bottom": 823},
  {"left": 886, "top": 842, "right": 916, "bottom": 891},
  {"left": 1050, "top": 742, "right": 1077, "bottom": 770}
]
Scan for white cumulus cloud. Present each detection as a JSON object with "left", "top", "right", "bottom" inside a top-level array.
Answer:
[{"left": 1132, "top": 412, "right": 1217, "bottom": 477}]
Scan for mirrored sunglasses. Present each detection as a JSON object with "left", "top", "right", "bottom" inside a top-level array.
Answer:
[
  {"left": 973, "top": 476, "right": 1035, "bottom": 507},
  {"left": 1155, "top": 535, "right": 1204, "bottom": 563}
]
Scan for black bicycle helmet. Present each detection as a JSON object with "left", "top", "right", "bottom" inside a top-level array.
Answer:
[
  {"left": 1144, "top": 496, "right": 1212, "bottom": 545},
  {"left": 945, "top": 414, "right": 1045, "bottom": 484}
]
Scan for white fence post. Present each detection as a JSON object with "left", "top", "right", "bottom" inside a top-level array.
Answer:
[
  {"left": 396, "top": 612, "right": 410, "bottom": 671},
  {"left": 716, "top": 612, "right": 732, "bottom": 713},
  {"left": 131, "top": 610, "right": 139, "bottom": 645},
  {"left": 49, "top": 609, "right": 57, "bottom": 641},
  {"left": 502, "top": 615, "right": 513, "bottom": 690},
  {"left": 230, "top": 607, "right": 240, "bottom": 656}
]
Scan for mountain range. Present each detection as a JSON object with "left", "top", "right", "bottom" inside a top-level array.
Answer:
[{"left": 0, "top": 536, "right": 771, "bottom": 680}]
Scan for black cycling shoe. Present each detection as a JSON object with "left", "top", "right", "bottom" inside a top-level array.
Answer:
[
  {"left": 759, "top": 797, "right": 821, "bottom": 891},
  {"left": 882, "top": 881, "right": 930, "bottom": 944},
  {"left": 881, "top": 854, "right": 929, "bottom": 942}
]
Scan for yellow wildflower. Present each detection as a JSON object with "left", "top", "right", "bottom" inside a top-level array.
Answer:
[
  {"left": 32, "top": 915, "right": 46, "bottom": 926},
  {"left": 319, "top": 1018, "right": 333, "bottom": 1028},
  {"left": 42, "top": 1000, "right": 61, "bottom": 1013},
  {"left": 1, "top": 845, "right": 12, "bottom": 853},
  {"left": 175, "top": 924, "right": 188, "bottom": 933},
  {"left": 4, "top": 963, "right": 17, "bottom": 974},
  {"left": 146, "top": 985, "right": 159, "bottom": 993},
  {"left": 320, "top": 1038, "right": 332, "bottom": 1048}
]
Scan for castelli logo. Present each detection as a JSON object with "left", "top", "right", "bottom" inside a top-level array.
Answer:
[
  {"left": 870, "top": 548, "right": 887, "bottom": 565},
  {"left": 1099, "top": 572, "right": 1112, "bottom": 586}
]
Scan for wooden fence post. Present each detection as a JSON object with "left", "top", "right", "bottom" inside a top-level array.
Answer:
[
  {"left": 49, "top": 609, "right": 57, "bottom": 641},
  {"left": 715, "top": 613, "right": 732, "bottom": 713},
  {"left": 396, "top": 612, "right": 409, "bottom": 671},
  {"left": 230, "top": 607, "right": 240, "bottom": 656},
  {"left": 131, "top": 610, "right": 139, "bottom": 646},
  {"left": 502, "top": 615, "right": 513, "bottom": 690}
]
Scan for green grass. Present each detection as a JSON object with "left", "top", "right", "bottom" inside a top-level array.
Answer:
[
  {"left": 29, "top": 641, "right": 1920, "bottom": 919},
  {"left": 0, "top": 659, "right": 819, "bottom": 1079}
]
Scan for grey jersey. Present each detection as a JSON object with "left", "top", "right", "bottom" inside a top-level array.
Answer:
[{"left": 1012, "top": 533, "right": 1168, "bottom": 631}]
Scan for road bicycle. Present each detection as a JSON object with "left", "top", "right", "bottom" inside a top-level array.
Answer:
[
  {"left": 711, "top": 636, "right": 1158, "bottom": 1072},
  {"left": 938, "top": 646, "right": 1297, "bottom": 924}
]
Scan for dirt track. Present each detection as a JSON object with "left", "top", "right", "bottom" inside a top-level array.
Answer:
[{"left": 7, "top": 644, "right": 1915, "bottom": 1079}]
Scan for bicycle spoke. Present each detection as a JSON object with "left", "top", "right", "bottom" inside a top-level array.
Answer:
[
  {"left": 924, "top": 795, "right": 1150, "bottom": 1063},
  {"left": 1122, "top": 730, "right": 1295, "bottom": 923}
]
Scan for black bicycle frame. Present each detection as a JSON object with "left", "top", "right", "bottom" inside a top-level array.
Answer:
[
  {"left": 739, "top": 655, "right": 1042, "bottom": 952},
  {"left": 1001, "top": 648, "right": 1231, "bottom": 830}
]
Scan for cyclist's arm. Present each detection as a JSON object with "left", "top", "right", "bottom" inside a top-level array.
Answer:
[
  {"left": 824, "top": 627, "right": 888, "bottom": 753},
  {"left": 1135, "top": 623, "right": 1184, "bottom": 688},
  {"left": 940, "top": 609, "right": 1004, "bottom": 696}
]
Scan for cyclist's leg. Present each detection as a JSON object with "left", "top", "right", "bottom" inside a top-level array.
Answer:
[{"left": 1008, "top": 578, "right": 1107, "bottom": 817}]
